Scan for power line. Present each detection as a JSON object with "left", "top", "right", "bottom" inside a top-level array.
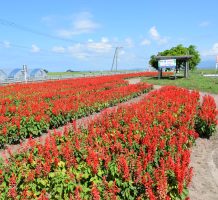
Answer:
[
  {"left": 0, "top": 18, "right": 124, "bottom": 48},
  {"left": 0, "top": 41, "right": 29, "bottom": 50},
  {"left": 0, "top": 41, "right": 115, "bottom": 59},
  {"left": 0, "top": 40, "right": 146, "bottom": 61},
  {"left": 0, "top": 18, "right": 147, "bottom": 67},
  {"left": 0, "top": 18, "right": 80, "bottom": 44}
]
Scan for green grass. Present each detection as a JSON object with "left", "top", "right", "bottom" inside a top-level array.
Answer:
[
  {"left": 196, "top": 68, "right": 218, "bottom": 74},
  {"left": 142, "top": 69, "right": 218, "bottom": 94},
  {"left": 47, "top": 70, "right": 134, "bottom": 76}
]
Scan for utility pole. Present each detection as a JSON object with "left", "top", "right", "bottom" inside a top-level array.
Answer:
[{"left": 111, "top": 47, "right": 123, "bottom": 71}]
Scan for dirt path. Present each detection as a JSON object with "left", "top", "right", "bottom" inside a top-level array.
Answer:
[
  {"left": 125, "top": 77, "right": 142, "bottom": 84},
  {"left": 189, "top": 133, "right": 218, "bottom": 200}
]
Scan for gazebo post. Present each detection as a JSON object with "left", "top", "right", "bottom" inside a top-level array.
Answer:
[
  {"left": 184, "top": 62, "right": 186, "bottom": 78},
  {"left": 158, "top": 67, "right": 161, "bottom": 79},
  {"left": 187, "top": 60, "right": 189, "bottom": 78},
  {"left": 160, "top": 68, "right": 163, "bottom": 78},
  {"left": 184, "top": 60, "right": 189, "bottom": 78}
]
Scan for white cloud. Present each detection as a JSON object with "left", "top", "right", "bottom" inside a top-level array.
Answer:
[
  {"left": 31, "top": 44, "right": 40, "bottom": 53},
  {"left": 66, "top": 37, "right": 113, "bottom": 59},
  {"left": 87, "top": 37, "right": 112, "bottom": 53},
  {"left": 68, "top": 43, "right": 90, "bottom": 60},
  {"left": 52, "top": 46, "right": 66, "bottom": 53},
  {"left": 141, "top": 39, "right": 151, "bottom": 46},
  {"left": 3, "top": 40, "right": 10, "bottom": 48},
  {"left": 57, "top": 12, "right": 100, "bottom": 38},
  {"left": 57, "top": 30, "right": 74, "bottom": 38},
  {"left": 149, "top": 26, "right": 168, "bottom": 45},
  {"left": 149, "top": 26, "right": 160, "bottom": 40},
  {"left": 50, "top": 37, "right": 135, "bottom": 60},
  {"left": 199, "top": 21, "right": 210, "bottom": 27},
  {"left": 74, "top": 13, "right": 99, "bottom": 31},
  {"left": 202, "top": 43, "right": 218, "bottom": 56}
]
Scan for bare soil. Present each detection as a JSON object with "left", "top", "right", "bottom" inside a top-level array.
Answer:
[{"left": 189, "top": 133, "right": 218, "bottom": 200}]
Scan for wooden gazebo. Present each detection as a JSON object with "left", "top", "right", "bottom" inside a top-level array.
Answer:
[{"left": 154, "top": 55, "right": 193, "bottom": 78}]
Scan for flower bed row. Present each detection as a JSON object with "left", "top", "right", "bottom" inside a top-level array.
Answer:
[
  {"left": 0, "top": 86, "right": 216, "bottom": 199},
  {"left": 0, "top": 73, "right": 153, "bottom": 148}
]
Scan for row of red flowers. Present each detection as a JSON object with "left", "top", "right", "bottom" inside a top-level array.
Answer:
[
  {"left": 0, "top": 72, "right": 156, "bottom": 148},
  {"left": 0, "top": 86, "right": 216, "bottom": 199}
]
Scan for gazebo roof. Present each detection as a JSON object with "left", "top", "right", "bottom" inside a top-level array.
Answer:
[{"left": 154, "top": 55, "right": 193, "bottom": 61}]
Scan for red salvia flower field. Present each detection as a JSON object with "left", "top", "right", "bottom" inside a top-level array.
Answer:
[
  {"left": 0, "top": 72, "right": 157, "bottom": 147},
  {"left": 0, "top": 73, "right": 217, "bottom": 199}
]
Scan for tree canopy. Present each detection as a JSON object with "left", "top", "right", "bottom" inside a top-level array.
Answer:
[
  {"left": 149, "top": 44, "right": 201, "bottom": 70},
  {"left": 43, "top": 69, "right": 48, "bottom": 73}
]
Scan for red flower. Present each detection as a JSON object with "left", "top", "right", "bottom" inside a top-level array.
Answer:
[
  {"left": 91, "top": 184, "right": 101, "bottom": 200},
  {"left": 86, "top": 148, "right": 99, "bottom": 174}
]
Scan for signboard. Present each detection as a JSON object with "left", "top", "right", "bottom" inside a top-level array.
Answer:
[{"left": 158, "top": 59, "right": 176, "bottom": 68}]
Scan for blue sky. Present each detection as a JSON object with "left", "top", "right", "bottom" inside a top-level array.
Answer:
[{"left": 0, "top": 0, "right": 218, "bottom": 72}]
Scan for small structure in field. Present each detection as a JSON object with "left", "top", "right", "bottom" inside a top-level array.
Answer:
[
  {"left": 0, "top": 70, "right": 7, "bottom": 81},
  {"left": 30, "top": 68, "right": 47, "bottom": 79},
  {"left": 8, "top": 68, "right": 27, "bottom": 80},
  {"left": 154, "top": 55, "right": 193, "bottom": 79}
]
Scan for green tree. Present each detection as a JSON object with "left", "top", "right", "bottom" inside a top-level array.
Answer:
[
  {"left": 149, "top": 44, "right": 201, "bottom": 70},
  {"left": 188, "top": 45, "right": 201, "bottom": 70},
  {"left": 43, "top": 69, "right": 48, "bottom": 73}
]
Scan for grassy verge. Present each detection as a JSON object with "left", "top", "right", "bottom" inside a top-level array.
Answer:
[
  {"left": 48, "top": 71, "right": 102, "bottom": 76},
  {"left": 141, "top": 69, "right": 218, "bottom": 94},
  {"left": 47, "top": 70, "right": 137, "bottom": 76}
]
